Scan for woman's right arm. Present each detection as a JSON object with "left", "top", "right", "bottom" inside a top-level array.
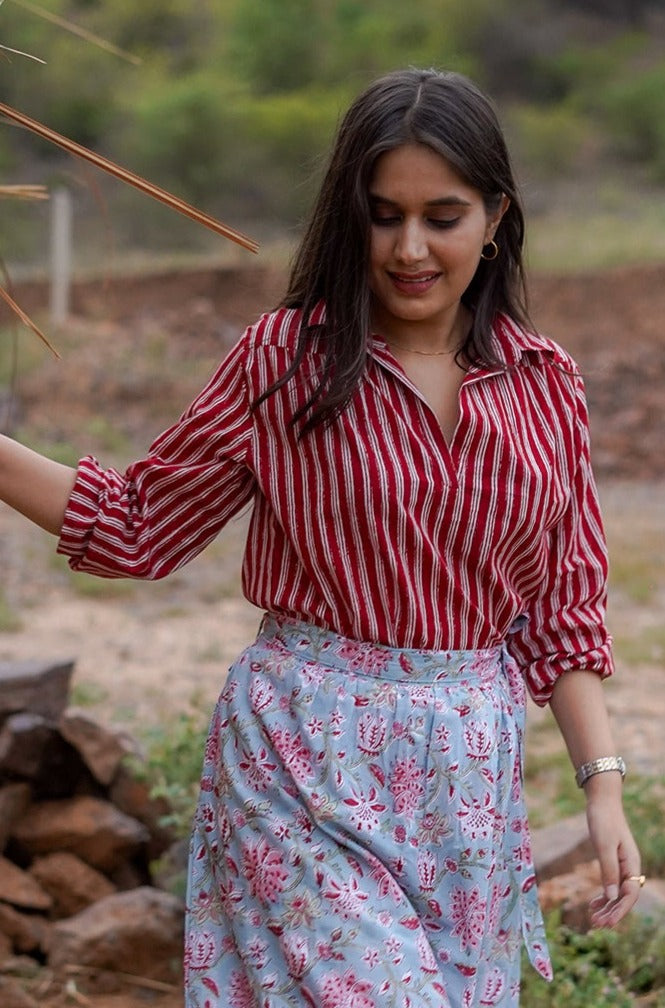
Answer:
[{"left": 0, "top": 434, "right": 77, "bottom": 536}]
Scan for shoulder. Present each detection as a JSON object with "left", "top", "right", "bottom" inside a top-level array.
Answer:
[
  {"left": 492, "top": 313, "right": 579, "bottom": 374},
  {"left": 240, "top": 302, "right": 325, "bottom": 355}
]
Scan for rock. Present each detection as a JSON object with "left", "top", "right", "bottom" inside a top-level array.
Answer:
[
  {"left": 0, "top": 783, "right": 31, "bottom": 854},
  {"left": 531, "top": 812, "right": 594, "bottom": 882},
  {"left": 109, "top": 763, "right": 174, "bottom": 859},
  {"left": 0, "top": 661, "right": 74, "bottom": 722},
  {"left": 48, "top": 886, "right": 184, "bottom": 984},
  {"left": 0, "top": 856, "right": 52, "bottom": 912},
  {"left": 29, "top": 852, "right": 116, "bottom": 918},
  {"left": 538, "top": 859, "right": 602, "bottom": 931},
  {"left": 0, "top": 713, "right": 86, "bottom": 798},
  {"left": 0, "top": 929, "right": 12, "bottom": 962},
  {"left": 0, "top": 902, "right": 51, "bottom": 956},
  {"left": 11, "top": 796, "right": 150, "bottom": 873},
  {"left": 0, "top": 977, "right": 39, "bottom": 1008},
  {"left": 58, "top": 708, "right": 136, "bottom": 787}
]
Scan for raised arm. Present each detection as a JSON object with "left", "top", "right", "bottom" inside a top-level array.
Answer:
[{"left": 0, "top": 434, "right": 76, "bottom": 535}]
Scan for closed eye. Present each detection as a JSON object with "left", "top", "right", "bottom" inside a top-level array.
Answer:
[{"left": 429, "top": 217, "right": 460, "bottom": 229}]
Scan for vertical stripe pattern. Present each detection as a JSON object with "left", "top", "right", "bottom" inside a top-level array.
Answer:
[{"left": 58, "top": 307, "right": 613, "bottom": 705}]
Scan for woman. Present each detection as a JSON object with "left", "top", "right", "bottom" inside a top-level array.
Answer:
[{"left": 0, "top": 69, "right": 641, "bottom": 1007}]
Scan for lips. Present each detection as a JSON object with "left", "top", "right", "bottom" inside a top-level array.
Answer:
[{"left": 388, "top": 271, "right": 440, "bottom": 295}]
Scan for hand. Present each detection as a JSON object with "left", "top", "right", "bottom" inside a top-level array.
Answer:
[{"left": 585, "top": 786, "right": 642, "bottom": 929}]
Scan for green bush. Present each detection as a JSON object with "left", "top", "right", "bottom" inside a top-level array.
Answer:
[
  {"left": 507, "top": 101, "right": 588, "bottom": 177},
  {"left": 600, "top": 65, "right": 665, "bottom": 180},
  {"left": 135, "top": 704, "right": 210, "bottom": 838},
  {"left": 522, "top": 910, "right": 665, "bottom": 1006}
]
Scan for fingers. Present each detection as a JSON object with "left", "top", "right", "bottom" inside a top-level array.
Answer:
[{"left": 589, "top": 873, "right": 643, "bottom": 929}]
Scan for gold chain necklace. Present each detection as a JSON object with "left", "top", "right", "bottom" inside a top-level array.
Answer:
[{"left": 384, "top": 338, "right": 458, "bottom": 357}]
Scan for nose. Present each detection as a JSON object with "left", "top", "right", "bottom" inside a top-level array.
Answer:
[{"left": 394, "top": 218, "right": 428, "bottom": 264}]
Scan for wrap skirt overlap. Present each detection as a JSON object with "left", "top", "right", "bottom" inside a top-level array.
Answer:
[{"left": 185, "top": 615, "right": 552, "bottom": 1008}]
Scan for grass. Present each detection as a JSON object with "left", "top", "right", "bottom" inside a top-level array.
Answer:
[
  {"left": 521, "top": 910, "right": 665, "bottom": 1007},
  {"left": 613, "top": 624, "right": 665, "bottom": 668}
]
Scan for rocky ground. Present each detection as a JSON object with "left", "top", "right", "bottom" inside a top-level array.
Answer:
[{"left": 0, "top": 262, "right": 663, "bottom": 1006}]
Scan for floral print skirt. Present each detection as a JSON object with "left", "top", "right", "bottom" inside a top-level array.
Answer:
[{"left": 185, "top": 615, "right": 552, "bottom": 1008}]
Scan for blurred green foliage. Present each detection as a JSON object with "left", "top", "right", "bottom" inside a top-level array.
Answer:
[{"left": 1, "top": 0, "right": 665, "bottom": 257}]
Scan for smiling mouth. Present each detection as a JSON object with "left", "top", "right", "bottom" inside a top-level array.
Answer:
[
  {"left": 388, "top": 271, "right": 441, "bottom": 293},
  {"left": 390, "top": 272, "right": 439, "bottom": 282}
]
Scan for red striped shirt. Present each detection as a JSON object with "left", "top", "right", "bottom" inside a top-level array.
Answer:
[{"left": 57, "top": 306, "right": 613, "bottom": 704}]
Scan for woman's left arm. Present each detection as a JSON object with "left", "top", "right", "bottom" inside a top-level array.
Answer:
[{"left": 549, "top": 668, "right": 642, "bottom": 927}]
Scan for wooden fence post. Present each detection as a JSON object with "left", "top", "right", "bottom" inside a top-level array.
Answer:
[{"left": 50, "top": 186, "right": 73, "bottom": 326}]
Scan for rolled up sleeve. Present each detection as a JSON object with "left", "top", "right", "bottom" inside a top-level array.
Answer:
[
  {"left": 507, "top": 373, "right": 614, "bottom": 705},
  {"left": 57, "top": 335, "right": 256, "bottom": 580}
]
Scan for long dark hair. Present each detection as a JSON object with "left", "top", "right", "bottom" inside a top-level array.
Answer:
[{"left": 256, "top": 68, "right": 531, "bottom": 434}]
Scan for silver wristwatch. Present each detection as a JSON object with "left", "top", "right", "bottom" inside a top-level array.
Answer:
[{"left": 575, "top": 755, "right": 626, "bottom": 788}]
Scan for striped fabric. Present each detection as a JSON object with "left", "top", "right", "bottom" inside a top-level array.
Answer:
[{"left": 57, "top": 305, "right": 613, "bottom": 704}]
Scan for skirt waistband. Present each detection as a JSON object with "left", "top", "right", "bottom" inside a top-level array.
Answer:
[{"left": 258, "top": 613, "right": 506, "bottom": 684}]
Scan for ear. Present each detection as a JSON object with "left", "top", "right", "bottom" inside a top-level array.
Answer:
[{"left": 485, "top": 194, "right": 511, "bottom": 243}]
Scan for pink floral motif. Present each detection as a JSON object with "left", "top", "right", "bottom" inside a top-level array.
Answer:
[
  {"left": 370, "top": 861, "right": 404, "bottom": 905},
  {"left": 479, "top": 966, "right": 506, "bottom": 1005},
  {"left": 249, "top": 675, "right": 274, "bottom": 713},
  {"left": 203, "top": 724, "right": 220, "bottom": 766},
  {"left": 417, "top": 849, "right": 438, "bottom": 892},
  {"left": 228, "top": 968, "right": 259, "bottom": 1007},
  {"left": 338, "top": 642, "right": 390, "bottom": 677},
  {"left": 450, "top": 885, "right": 488, "bottom": 953},
  {"left": 343, "top": 785, "right": 387, "bottom": 832},
  {"left": 356, "top": 711, "right": 387, "bottom": 755},
  {"left": 282, "top": 933, "right": 309, "bottom": 979},
  {"left": 322, "top": 875, "right": 369, "bottom": 919},
  {"left": 389, "top": 756, "right": 425, "bottom": 819},
  {"left": 457, "top": 791, "right": 495, "bottom": 841},
  {"left": 417, "top": 932, "right": 439, "bottom": 974},
  {"left": 270, "top": 727, "right": 315, "bottom": 783},
  {"left": 434, "top": 723, "right": 451, "bottom": 751},
  {"left": 184, "top": 930, "right": 216, "bottom": 970},
  {"left": 463, "top": 720, "right": 493, "bottom": 760},
  {"left": 320, "top": 968, "right": 377, "bottom": 1008},
  {"left": 246, "top": 936, "right": 269, "bottom": 968},
  {"left": 238, "top": 746, "right": 277, "bottom": 793},
  {"left": 241, "top": 836, "right": 290, "bottom": 903},
  {"left": 407, "top": 685, "right": 432, "bottom": 709}
]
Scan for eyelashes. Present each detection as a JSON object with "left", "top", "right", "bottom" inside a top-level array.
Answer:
[{"left": 371, "top": 216, "right": 461, "bottom": 229}]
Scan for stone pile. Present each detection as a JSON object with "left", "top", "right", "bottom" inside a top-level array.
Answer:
[{"left": 0, "top": 658, "right": 184, "bottom": 1000}]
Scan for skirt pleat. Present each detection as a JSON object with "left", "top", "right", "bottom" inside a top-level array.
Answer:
[{"left": 184, "top": 615, "right": 551, "bottom": 1008}]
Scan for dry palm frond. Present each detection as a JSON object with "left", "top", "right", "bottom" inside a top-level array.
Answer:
[
  {"left": 0, "top": 283, "right": 60, "bottom": 357},
  {"left": 7, "top": 0, "right": 142, "bottom": 65},
  {"left": 0, "top": 41, "right": 45, "bottom": 62},
  {"left": 0, "top": 182, "right": 48, "bottom": 199},
  {"left": 0, "top": 102, "right": 260, "bottom": 253}
]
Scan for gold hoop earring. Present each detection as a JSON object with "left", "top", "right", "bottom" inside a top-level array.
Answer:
[{"left": 481, "top": 239, "right": 499, "bottom": 261}]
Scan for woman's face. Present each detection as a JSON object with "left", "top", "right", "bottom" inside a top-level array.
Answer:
[{"left": 367, "top": 143, "right": 509, "bottom": 341}]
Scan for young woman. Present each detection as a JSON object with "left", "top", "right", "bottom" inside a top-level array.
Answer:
[{"left": 0, "top": 69, "right": 641, "bottom": 1007}]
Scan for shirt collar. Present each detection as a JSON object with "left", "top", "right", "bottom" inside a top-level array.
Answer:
[
  {"left": 311, "top": 302, "right": 566, "bottom": 373},
  {"left": 488, "top": 313, "right": 567, "bottom": 369}
]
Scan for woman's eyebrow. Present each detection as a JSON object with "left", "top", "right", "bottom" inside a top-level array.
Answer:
[{"left": 368, "top": 193, "right": 473, "bottom": 207}]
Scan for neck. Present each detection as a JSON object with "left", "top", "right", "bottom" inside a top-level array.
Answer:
[{"left": 372, "top": 304, "right": 471, "bottom": 356}]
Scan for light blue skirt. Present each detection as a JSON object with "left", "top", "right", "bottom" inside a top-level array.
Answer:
[{"left": 185, "top": 615, "right": 551, "bottom": 1007}]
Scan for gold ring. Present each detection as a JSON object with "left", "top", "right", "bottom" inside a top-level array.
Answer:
[{"left": 626, "top": 874, "right": 646, "bottom": 887}]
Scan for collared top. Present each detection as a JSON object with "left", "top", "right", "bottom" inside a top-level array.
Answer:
[{"left": 57, "top": 305, "right": 613, "bottom": 705}]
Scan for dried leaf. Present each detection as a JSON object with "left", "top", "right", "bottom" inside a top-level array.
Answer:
[
  {"left": 0, "top": 283, "right": 60, "bottom": 357},
  {"left": 7, "top": 0, "right": 142, "bottom": 65},
  {"left": 0, "top": 102, "right": 259, "bottom": 253},
  {"left": 0, "top": 183, "right": 48, "bottom": 199}
]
